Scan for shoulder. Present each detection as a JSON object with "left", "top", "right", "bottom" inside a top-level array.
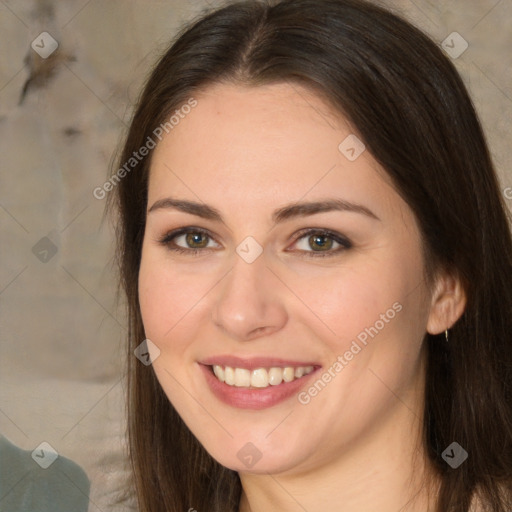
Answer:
[{"left": 0, "top": 435, "right": 90, "bottom": 512}]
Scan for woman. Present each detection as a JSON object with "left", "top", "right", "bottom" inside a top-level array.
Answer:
[{"left": 109, "top": 0, "right": 512, "bottom": 510}]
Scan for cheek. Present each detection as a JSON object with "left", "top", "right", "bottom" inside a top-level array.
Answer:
[
  {"left": 325, "top": 256, "right": 427, "bottom": 394},
  {"left": 285, "top": 258, "right": 407, "bottom": 349},
  {"left": 286, "top": 265, "right": 427, "bottom": 437},
  {"left": 290, "top": 245, "right": 427, "bottom": 385},
  {"left": 138, "top": 251, "right": 205, "bottom": 346}
]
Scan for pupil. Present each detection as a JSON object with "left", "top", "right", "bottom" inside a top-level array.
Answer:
[
  {"left": 310, "top": 235, "right": 332, "bottom": 251},
  {"left": 187, "top": 233, "right": 207, "bottom": 248}
]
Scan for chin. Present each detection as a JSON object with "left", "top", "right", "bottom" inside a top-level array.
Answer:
[{"left": 197, "top": 430, "right": 313, "bottom": 476}]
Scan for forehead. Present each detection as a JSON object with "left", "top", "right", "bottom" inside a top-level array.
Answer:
[{"left": 148, "top": 82, "right": 400, "bottom": 219}]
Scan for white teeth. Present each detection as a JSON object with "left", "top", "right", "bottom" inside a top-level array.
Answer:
[
  {"left": 212, "top": 364, "right": 314, "bottom": 388},
  {"left": 268, "top": 367, "right": 283, "bottom": 386},
  {"left": 224, "top": 366, "right": 235, "bottom": 385},
  {"left": 251, "top": 368, "right": 268, "bottom": 388},
  {"left": 282, "top": 367, "right": 295, "bottom": 382},
  {"left": 234, "top": 368, "right": 251, "bottom": 387},
  {"left": 213, "top": 365, "right": 225, "bottom": 382}
]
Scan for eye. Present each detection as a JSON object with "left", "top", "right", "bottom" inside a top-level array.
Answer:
[
  {"left": 288, "top": 229, "right": 352, "bottom": 257},
  {"left": 158, "top": 227, "right": 220, "bottom": 255},
  {"left": 157, "top": 227, "right": 351, "bottom": 258}
]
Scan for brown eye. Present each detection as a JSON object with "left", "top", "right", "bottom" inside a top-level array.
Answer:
[
  {"left": 184, "top": 232, "right": 210, "bottom": 249},
  {"left": 308, "top": 234, "right": 334, "bottom": 252},
  {"left": 159, "top": 227, "right": 221, "bottom": 255},
  {"left": 290, "top": 229, "right": 352, "bottom": 258}
]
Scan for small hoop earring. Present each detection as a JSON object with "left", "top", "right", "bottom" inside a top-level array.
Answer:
[{"left": 445, "top": 329, "right": 449, "bottom": 342}]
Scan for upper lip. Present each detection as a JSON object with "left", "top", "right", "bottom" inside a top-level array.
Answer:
[{"left": 200, "top": 355, "right": 320, "bottom": 371}]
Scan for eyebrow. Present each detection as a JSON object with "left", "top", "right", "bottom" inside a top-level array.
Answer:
[{"left": 148, "top": 197, "right": 380, "bottom": 223}]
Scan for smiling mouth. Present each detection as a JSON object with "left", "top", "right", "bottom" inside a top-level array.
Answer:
[{"left": 210, "top": 364, "right": 315, "bottom": 388}]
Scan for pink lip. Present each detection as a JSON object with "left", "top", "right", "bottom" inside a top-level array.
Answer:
[
  {"left": 200, "top": 355, "right": 319, "bottom": 371},
  {"left": 198, "top": 362, "right": 321, "bottom": 410}
]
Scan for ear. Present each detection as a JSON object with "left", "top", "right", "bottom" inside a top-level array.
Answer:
[{"left": 426, "top": 270, "right": 467, "bottom": 335}]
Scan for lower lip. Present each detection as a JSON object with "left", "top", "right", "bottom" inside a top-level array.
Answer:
[{"left": 199, "top": 364, "right": 320, "bottom": 410}]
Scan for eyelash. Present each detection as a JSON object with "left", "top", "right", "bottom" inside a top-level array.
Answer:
[{"left": 157, "top": 226, "right": 352, "bottom": 258}]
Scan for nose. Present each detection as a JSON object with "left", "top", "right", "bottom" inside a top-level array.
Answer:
[{"left": 211, "top": 252, "right": 288, "bottom": 341}]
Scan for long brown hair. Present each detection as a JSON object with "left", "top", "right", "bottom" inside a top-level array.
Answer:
[{"left": 109, "top": 0, "right": 512, "bottom": 510}]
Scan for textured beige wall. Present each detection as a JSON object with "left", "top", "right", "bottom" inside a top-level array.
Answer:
[{"left": 0, "top": 1, "right": 510, "bottom": 510}]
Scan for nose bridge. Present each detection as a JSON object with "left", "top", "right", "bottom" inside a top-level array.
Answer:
[{"left": 211, "top": 249, "right": 287, "bottom": 340}]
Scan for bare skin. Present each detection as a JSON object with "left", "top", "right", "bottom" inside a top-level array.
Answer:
[{"left": 138, "top": 82, "right": 467, "bottom": 512}]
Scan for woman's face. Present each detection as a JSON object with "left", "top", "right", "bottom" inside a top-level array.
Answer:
[{"left": 138, "top": 82, "right": 436, "bottom": 475}]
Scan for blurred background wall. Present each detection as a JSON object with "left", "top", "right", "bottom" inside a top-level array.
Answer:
[{"left": 0, "top": 0, "right": 511, "bottom": 510}]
